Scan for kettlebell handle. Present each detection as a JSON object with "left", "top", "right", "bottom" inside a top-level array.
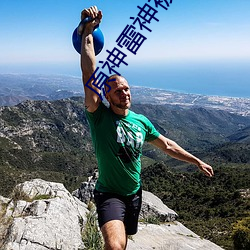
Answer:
[{"left": 77, "top": 17, "right": 99, "bottom": 35}]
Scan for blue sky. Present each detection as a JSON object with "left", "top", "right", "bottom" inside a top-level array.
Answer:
[{"left": 0, "top": 0, "right": 250, "bottom": 97}]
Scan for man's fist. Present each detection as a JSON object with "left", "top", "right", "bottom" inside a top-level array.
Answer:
[{"left": 78, "top": 6, "right": 102, "bottom": 35}]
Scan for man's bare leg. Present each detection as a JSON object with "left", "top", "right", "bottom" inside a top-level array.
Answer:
[{"left": 101, "top": 220, "right": 127, "bottom": 250}]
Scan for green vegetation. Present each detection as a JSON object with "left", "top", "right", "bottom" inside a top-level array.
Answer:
[
  {"left": 0, "top": 200, "right": 13, "bottom": 249},
  {"left": 232, "top": 216, "right": 250, "bottom": 250},
  {"left": 11, "top": 190, "right": 53, "bottom": 203},
  {"left": 1, "top": 97, "right": 250, "bottom": 249},
  {"left": 82, "top": 202, "right": 104, "bottom": 250},
  {"left": 140, "top": 215, "right": 161, "bottom": 225},
  {"left": 141, "top": 162, "right": 250, "bottom": 249}
]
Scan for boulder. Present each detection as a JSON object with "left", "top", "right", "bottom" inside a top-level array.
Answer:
[
  {"left": 140, "top": 190, "right": 178, "bottom": 222},
  {"left": 0, "top": 179, "right": 89, "bottom": 250},
  {"left": 72, "top": 169, "right": 98, "bottom": 204}
]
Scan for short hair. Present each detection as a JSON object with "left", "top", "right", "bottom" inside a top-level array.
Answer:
[{"left": 104, "top": 74, "right": 128, "bottom": 94}]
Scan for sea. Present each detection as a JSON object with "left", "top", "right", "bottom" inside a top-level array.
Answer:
[
  {"left": 123, "top": 61, "right": 250, "bottom": 99},
  {"left": 1, "top": 60, "right": 249, "bottom": 99}
]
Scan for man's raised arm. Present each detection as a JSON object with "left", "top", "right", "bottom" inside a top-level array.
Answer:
[{"left": 80, "top": 6, "right": 102, "bottom": 113}]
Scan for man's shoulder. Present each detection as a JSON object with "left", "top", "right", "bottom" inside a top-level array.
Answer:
[
  {"left": 85, "top": 101, "right": 108, "bottom": 114},
  {"left": 128, "top": 109, "right": 151, "bottom": 123}
]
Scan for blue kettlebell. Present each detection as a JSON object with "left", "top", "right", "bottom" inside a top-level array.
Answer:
[{"left": 72, "top": 17, "right": 104, "bottom": 55}]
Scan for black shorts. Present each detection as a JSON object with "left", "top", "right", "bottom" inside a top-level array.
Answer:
[{"left": 93, "top": 187, "right": 142, "bottom": 235}]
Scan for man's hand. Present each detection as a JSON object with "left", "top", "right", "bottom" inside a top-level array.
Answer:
[
  {"left": 197, "top": 161, "right": 214, "bottom": 177},
  {"left": 78, "top": 6, "right": 102, "bottom": 35}
]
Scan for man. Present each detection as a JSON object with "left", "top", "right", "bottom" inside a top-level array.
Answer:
[{"left": 80, "top": 6, "right": 214, "bottom": 250}]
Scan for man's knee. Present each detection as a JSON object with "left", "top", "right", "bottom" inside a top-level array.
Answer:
[
  {"left": 104, "top": 239, "right": 126, "bottom": 250},
  {"left": 101, "top": 220, "right": 127, "bottom": 250}
]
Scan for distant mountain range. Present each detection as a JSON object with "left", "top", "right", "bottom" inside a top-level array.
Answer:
[
  {"left": 0, "top": 74, "right": 249, "bottom": 116},
  {"left": 1, "top": 96, "right": 250, "bottom": 196},
  {"left": 0, "top": 74, "right": 82, "bottom": 106},
  {"left": 1, "top": 77, "right": 249, "bottom": 249}
]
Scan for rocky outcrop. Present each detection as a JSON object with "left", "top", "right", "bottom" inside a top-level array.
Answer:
[
  {"left": 127, "top": 222, "right": 224, "bottom": 250},
  {"left": 72, "top": 174, "right": 178, "bottom": 222},
  {"left": 0, "top": 179, "right": 224, "bottom": 250},
  {"left": 0, "top": 179, "right": 89, "bottom": 250},
  {"left": 72, "top": 169, "right": 98, "bottom": 204},
  {"left": 140, "top": 190, "right": 177, "bottom": 222}
]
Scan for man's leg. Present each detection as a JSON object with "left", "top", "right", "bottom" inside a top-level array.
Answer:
[
  {"left": 94, "top": 190, "right": 128, "bottom": 249},
  {"left": 124, "top": 187, "right": 142, "bottom": 235},
  {"left": 101, "top": 220, "right": 127, "bottom": 250}
]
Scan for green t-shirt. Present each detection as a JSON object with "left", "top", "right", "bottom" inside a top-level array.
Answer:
[{"left": 85, "top": 103, "right": 160, "bottom": 196}]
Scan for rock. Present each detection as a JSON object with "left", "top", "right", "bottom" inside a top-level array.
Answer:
[
  {"left": 72, "top": 174, "right": 178, "bottom": 222},
  {"left": 0, "top": 179, "right": 224, "bottom": 250},
  {"left": 0, "top": 179, "right": 89, "bottom": 250},
  {"left": 72, "top": 169, "right": 98, "bottom": 204},
  {"left": 140, "top": 190, "right": 178, "bottom": 222},
  {"left": 127, "top": 222, "right": 224, "bottom": 250}
]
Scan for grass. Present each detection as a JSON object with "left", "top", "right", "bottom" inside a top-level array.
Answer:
[
  {"left": 82, "top": 202, "right": 104, "bottom": 250},
  {"left": 0, "top": 200, "right": 13, "bottom": 248},
  {"left": 140, "top": 215, "right": 161, "bottom": 225}
]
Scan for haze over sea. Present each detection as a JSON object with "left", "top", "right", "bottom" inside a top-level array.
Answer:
[
  {"left": 120, "top": 61, "right": 250, "bottom": 99},
  {"left": 2, "top": 60, "right": 249, "bottom": 99},
  {"left": 31, "top": 60, "right": 248, "bottom": 99}
]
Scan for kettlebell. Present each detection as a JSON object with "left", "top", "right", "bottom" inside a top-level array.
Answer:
[{"left": 72, "top": 17, "right": 104, "bottom": 55}]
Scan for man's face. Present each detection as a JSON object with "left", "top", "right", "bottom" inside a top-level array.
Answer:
[{"left": 105, "top": 76, "right": 131, "bottom": 110}]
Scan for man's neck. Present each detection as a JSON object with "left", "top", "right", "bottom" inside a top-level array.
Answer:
[{"left": 110, "top": 106, "right": 129, "bottom": 116}]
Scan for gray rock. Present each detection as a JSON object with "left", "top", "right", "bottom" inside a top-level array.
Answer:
[
  {"left": 0, "top": 179, "right": 89, "bottom": 250},
  {"left": 127, "top": 222, "right": 224, "bottom": 250},
  {"left": 0, "top": 179, "right": 224, "bottom": 250},
  {"left": 72, "top": 169, "right": 98, "bottom": 204},
  {"left": 140, "top": 190, "right": 178, "bottom": 222},
  {"left": 73, "top": 175, "right": 178, "bottom": 222}
]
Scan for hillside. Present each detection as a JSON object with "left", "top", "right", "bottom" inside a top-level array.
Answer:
[
  {"left": 0, "top": 97, "right": 96, "bottom": 195},
  {"left": 0, "top": 74, "right": 82, "bottom": 106},
  {"left": 0, "top": 97, "right": 250, "bottom": 249},
  {"left": 141, "top": 162, "right": 250, "bottom": 249},
  {"left": 0, "top": 97, "right": 250, "bottom": 195},
  {"left": 1, "top": 74, "right": 249, "bottom": 117}
]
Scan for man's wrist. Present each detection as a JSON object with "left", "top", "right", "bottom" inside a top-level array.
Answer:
[{"left": 84, "top": 24, "right": 94, "bottom": 34}]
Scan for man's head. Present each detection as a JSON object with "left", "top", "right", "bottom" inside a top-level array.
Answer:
[{"left": 105, "top": 74, "right": 131, "bottom": 113}]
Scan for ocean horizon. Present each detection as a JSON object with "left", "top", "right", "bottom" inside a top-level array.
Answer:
[
  {"left": 124, "top": 61, "right": 250, "bottom": 99},
  {"left": 0, "top": 60, "right": 249, "bottom": 99}
]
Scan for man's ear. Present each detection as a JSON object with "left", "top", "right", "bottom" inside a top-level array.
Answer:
[{"left": 105, "top": 93, "right": 110, "bottom": 102}]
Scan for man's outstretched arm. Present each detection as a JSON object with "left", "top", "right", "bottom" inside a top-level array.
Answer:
[
  {"left": 149, "top": 134, "right": 214, "bottom": 177},
  {"left": 80, "top": 6, "right": 102, "bottom": 113}
]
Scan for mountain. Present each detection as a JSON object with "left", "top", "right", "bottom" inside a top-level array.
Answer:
[
  {"left": 0, "top": 97, "right": 96, "bottom": 196},
  {"left": 0, "top": 96, "right": 249, "bottom": 249},
  {"left": 1, "top": 74, "right": 249, "bottom": 117},
  {"left": 1, "top": 97, "right": 250, "bottom": 196},
  {"left": 0, "top": 179, "right": 223, "bottom": 250},
  {"left": 227, "top": 125, "right": 250, "bottom": 143},
  {"left": 0, "top": 74, "right": 83, "bottom": 106}
]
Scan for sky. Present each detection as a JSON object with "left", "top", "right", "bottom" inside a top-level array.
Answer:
[{"left": 0, "top": 0, "right": 250, "bottom": 97}]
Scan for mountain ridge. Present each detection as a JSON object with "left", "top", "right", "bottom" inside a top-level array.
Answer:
[
  {"left": 0, "top": 96, "right": 249, "bottom": 249},
  {"left": 1, "top": 97, "right": 250, "bottom": 196},
  {"left": 1, "top": 74, "right": 249, "bottom": 117}
]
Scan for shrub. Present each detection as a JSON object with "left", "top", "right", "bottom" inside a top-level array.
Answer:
[
  {"left": 82, "top": 202, "right": 104, "bottom": 250},
  {"left": 232, "top": 217, "right": 250, "bottom": 250}
]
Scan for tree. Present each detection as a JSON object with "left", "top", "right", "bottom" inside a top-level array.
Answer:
[{"left": 232, "top": 216, "right": 250, "bottom": 250}]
